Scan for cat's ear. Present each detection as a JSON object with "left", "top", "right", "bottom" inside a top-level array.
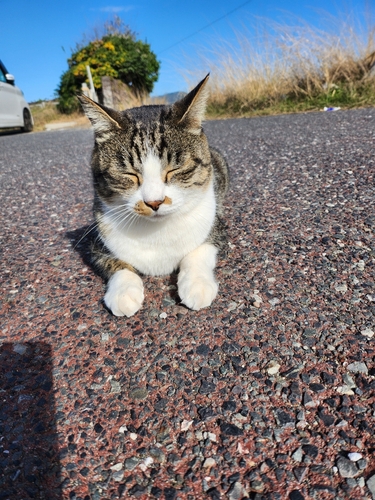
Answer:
[
  {"left": 77, "top": 94, "right": 124, "bottom": 134},
  {"left": 172, "top": 74, "right": 209, "bottom": 134}
]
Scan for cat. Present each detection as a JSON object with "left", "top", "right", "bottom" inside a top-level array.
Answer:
[{"left": 78, "top": 75, "right": 229, "bottom": 317}]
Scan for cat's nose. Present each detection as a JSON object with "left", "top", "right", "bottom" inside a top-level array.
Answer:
[{"left": 144, "top": 199, "right": 165, "bottom": 211}]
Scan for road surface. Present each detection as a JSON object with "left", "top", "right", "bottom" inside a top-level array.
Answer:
[{"left": 1, "top": 109, "right": 374, "bottom": 499}]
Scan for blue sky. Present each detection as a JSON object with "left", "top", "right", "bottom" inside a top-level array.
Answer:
[{"left": 0, "top": 0, "right": 372, "bottom": 103}]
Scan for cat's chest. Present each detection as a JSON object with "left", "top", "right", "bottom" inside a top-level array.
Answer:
[{"left": 102, "top": 190, "right": 216, "bottom": 276}]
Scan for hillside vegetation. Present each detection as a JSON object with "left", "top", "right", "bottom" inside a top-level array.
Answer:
[{"left": 200, "top": 17, "right": 375, "bottom": 117}]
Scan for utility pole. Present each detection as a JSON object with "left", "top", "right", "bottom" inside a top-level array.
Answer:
[{"left": 86, "top": 65, "right": 98, "bottom": 102}]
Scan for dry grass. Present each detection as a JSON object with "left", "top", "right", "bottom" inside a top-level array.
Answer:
[
  {"left": 111, "top": 90, "right": 167, "bottom": 111},
  {"left": 186, "top": 15, "right": 375, "bottom": 117},
  {"left": 30, "top": 93, "right": 166, "bottom": 132},
  {"left": 30, "top": 101, "right": 90, "bottom": 132}
]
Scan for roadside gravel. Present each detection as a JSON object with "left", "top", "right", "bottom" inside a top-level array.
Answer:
[{"left": 0, "top": 108, "right": 374, "bottom": 499}]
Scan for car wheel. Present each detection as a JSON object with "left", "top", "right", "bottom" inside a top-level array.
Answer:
[{"left": 22, "top": 108, "right": 33, "bottom": 132}]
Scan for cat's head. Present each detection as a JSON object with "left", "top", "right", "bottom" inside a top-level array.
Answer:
[{"left": 78, "top": 75, "right": 213, "bottom": 221}]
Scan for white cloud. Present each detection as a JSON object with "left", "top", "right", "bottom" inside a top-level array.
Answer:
[{"left": 94, "top": 6, "right": 134, "bottom": 13}]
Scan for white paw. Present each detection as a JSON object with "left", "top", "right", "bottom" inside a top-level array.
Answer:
[
  {"left": 178, "top": 272, "right": 218, "bottom": 311},
  {"left": 104, "top": 269, "right": 144, "bottom": 317}
]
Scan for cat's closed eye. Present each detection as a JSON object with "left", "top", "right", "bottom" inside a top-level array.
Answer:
[
  {"left": 165, "top": 167, "right": 180, "bottom": 182},
  {"left": 124, "top": 172, "right": 140, "bottom": 184}
]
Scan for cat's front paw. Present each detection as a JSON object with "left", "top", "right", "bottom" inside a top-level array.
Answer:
[
  {"left": 104, "top": 269, "right": 144, "bottom": 317},
  {"left": 178, "top": 272, "right": 218, "bottom": 311}
]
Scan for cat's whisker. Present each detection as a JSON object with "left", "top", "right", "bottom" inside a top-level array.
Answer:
[
  {"left": 115, "top": 212, "right": 137, "bottom": 232},
  {"left": 102, "top": 205, "right": 139, "bottom": 233},
  {"left": 125, "top": 212, "right": 140, "bottom": 232},
  {"left": 73, "top": 220, "right": 100, "bottom": 249},
  {"left": 99, "top": 203, "right": 131, "bottom": 223},
  {"left": 103, "top": 211, "right": 130, "bottom": 232},
  {"left": 101, "top": 203, "right": 129, "bottom": 218}
]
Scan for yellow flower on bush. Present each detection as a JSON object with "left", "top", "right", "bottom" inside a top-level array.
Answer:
[
  {"left": 72, "top": 62, "right": 86, "bottom": 77},
  {"left": 103, "top": 41, "right": 115, "bottom": 51},
  {"left": 75, "top": 51, "right": 86, "bottom": 62}
]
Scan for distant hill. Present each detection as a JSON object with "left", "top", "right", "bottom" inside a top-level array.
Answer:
[{"left": 150, "top": 91, "right": 187, "bottom": 104}]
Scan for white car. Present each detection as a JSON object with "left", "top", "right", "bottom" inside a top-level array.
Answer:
[{"left": 0, "top": 60, "right": 33, "bottom": 132}]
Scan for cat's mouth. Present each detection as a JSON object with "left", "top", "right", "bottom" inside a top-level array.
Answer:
[
  {"left": 134, "top": 197, "right": 173, "bottom": 219},
  {"left": 147, "top": 211, "right": 168, "bottom": 220}
]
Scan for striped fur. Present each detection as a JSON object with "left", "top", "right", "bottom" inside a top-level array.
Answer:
[{"left": 78, "top": 75, "right": 229, "bottom": 316}]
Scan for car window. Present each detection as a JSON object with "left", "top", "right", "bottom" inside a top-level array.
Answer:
[{"left": 0, "top": 68, "right": 7, "bottom": 83}]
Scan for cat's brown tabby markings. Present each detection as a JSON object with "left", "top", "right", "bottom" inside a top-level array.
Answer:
[{"left": 78, "top": 75, "right": 229, "bottom": 317}]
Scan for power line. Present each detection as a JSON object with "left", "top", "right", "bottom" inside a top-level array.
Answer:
[{"left": 159, "top": 0, "right": 254, "bottom": 54}]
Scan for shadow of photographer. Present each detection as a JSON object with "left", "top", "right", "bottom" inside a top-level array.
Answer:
[{"left": 0, "top": 342, "right": 62, "bottom": 499}]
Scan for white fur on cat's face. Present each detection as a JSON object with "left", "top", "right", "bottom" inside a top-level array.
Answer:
[
  {"left": 104, "top": 150, "right": 209, "bottom": 222},
  {"left": 100, "top": 164, "right": 216, "bottom": 276},
  {"left": 139, "top": 152, "right": 166, "bottom": 209}
]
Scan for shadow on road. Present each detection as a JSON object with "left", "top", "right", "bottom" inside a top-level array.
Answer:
[
  {"left": 0, "top": 128, "right": 26, "bottom": 137},
  {"left": 66, "top": 225, "right": 94, "bottom": 271},
  {"left": 0, "top": 342, "right": 62, "bottom": 499}
]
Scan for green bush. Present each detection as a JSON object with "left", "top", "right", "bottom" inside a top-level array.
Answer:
[{"left": 57, "top": 23, "right": 160, "bottom": 114}]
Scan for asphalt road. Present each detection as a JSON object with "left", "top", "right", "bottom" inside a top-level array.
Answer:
[{"left": 0, "top": 109, "right": 374, "bottom": 500}]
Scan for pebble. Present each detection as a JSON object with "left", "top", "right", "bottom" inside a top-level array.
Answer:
[
  {"left": 357, "top": 260, "right": 365, "bottom": 270},
  {"left": 360, "top": 327, "right": 374, "bottom": 338},
  {"left": 291, "top": 447, "right": 303, "bottom": 462},
  {"left": 335, "top": 283, "right": 348, "bottom": 293},
  {"left": 149, "top": 447, "right": 166, "bottom": 464},
  {"left": 293, "top": 467, "right": 308, "bottom": 482},
  {"left": 159, "top": 312, "right": 167, "bottom": 319},
  {"left": 129, "top": 387, "right": 149, "bottom": 400},
  {"left": 124, "top": 457, "right": 139, "bottom": 471},
  {"left": 337, "top": 385, "right": 355, "bottom": 396},
  {"left": 302, "top": 444, "right": 318, "bottom": 458},
  {"left": 220, "top": 423, "right": 243, "bottom": 436},
  {"left": 202, "top": 457, "right": 216, "bottom": 468},
  {"left": 110, "top": 463, "right": 123, "bottom": 471},
  {"left": 337, "top": 457, "right": 359, "bottom": 478},
  {"left": 347, "top": 362, "right": 368, "bottom": 375},
  {"left": 13, "top": 344, "right": 27, "bottom": 355},
  {"left": 139, "top": 457, "right": 154, "bottom": 471},
  {"left": 228, "top": 481, "right": 248, "bottom": 499},
  {"left": 348, "top": 452, "right": 362, "bottom": 462},
  {"left": 110, "top": 380, "right": 121, "bottom": 393},
  {"left": 274, "top": 429, "right": 283, "bottom": 442},
  {"left": 275, "top": 409, "right": 294, "bottom": 427},
  {"left": 181, "top": 419, "right": 193, "bottom": 431},
  {"left": 342, "top": 373, "right": 356, "bottom": 389},
  {"left": 366, "top": 474, "right": 375, "bottom": 498},
  {"left": 112, "top": 470, "right": 124, "bottom": 482},
  {"left": 204, "top": 431, "right": 217, "bottom": 442},
  {"left": 357, "top": 459, "right": 367, "bottom": 470},
  {"left": 336, "top": 420, "right": 348, "bottom": 428},
  {"left": 266, "top": 360, "right": 281, "bottom": 375},
  {"left": 289, "top": 491, "right": 304, "bottom": 500},
  {"left": 357, "top": 477, "right": 365, "bottom": 487},
  {"left": 268, "top": 297, "right": 281, "bottom": 306}
]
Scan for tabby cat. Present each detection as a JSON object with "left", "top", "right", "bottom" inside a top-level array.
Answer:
[{"left": 78, "top": 75, "right": 229, "bottom": 317}]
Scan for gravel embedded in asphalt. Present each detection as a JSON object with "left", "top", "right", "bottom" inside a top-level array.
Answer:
[{"left": 0, "top": 108, "right": 374, "bottom": 499}]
